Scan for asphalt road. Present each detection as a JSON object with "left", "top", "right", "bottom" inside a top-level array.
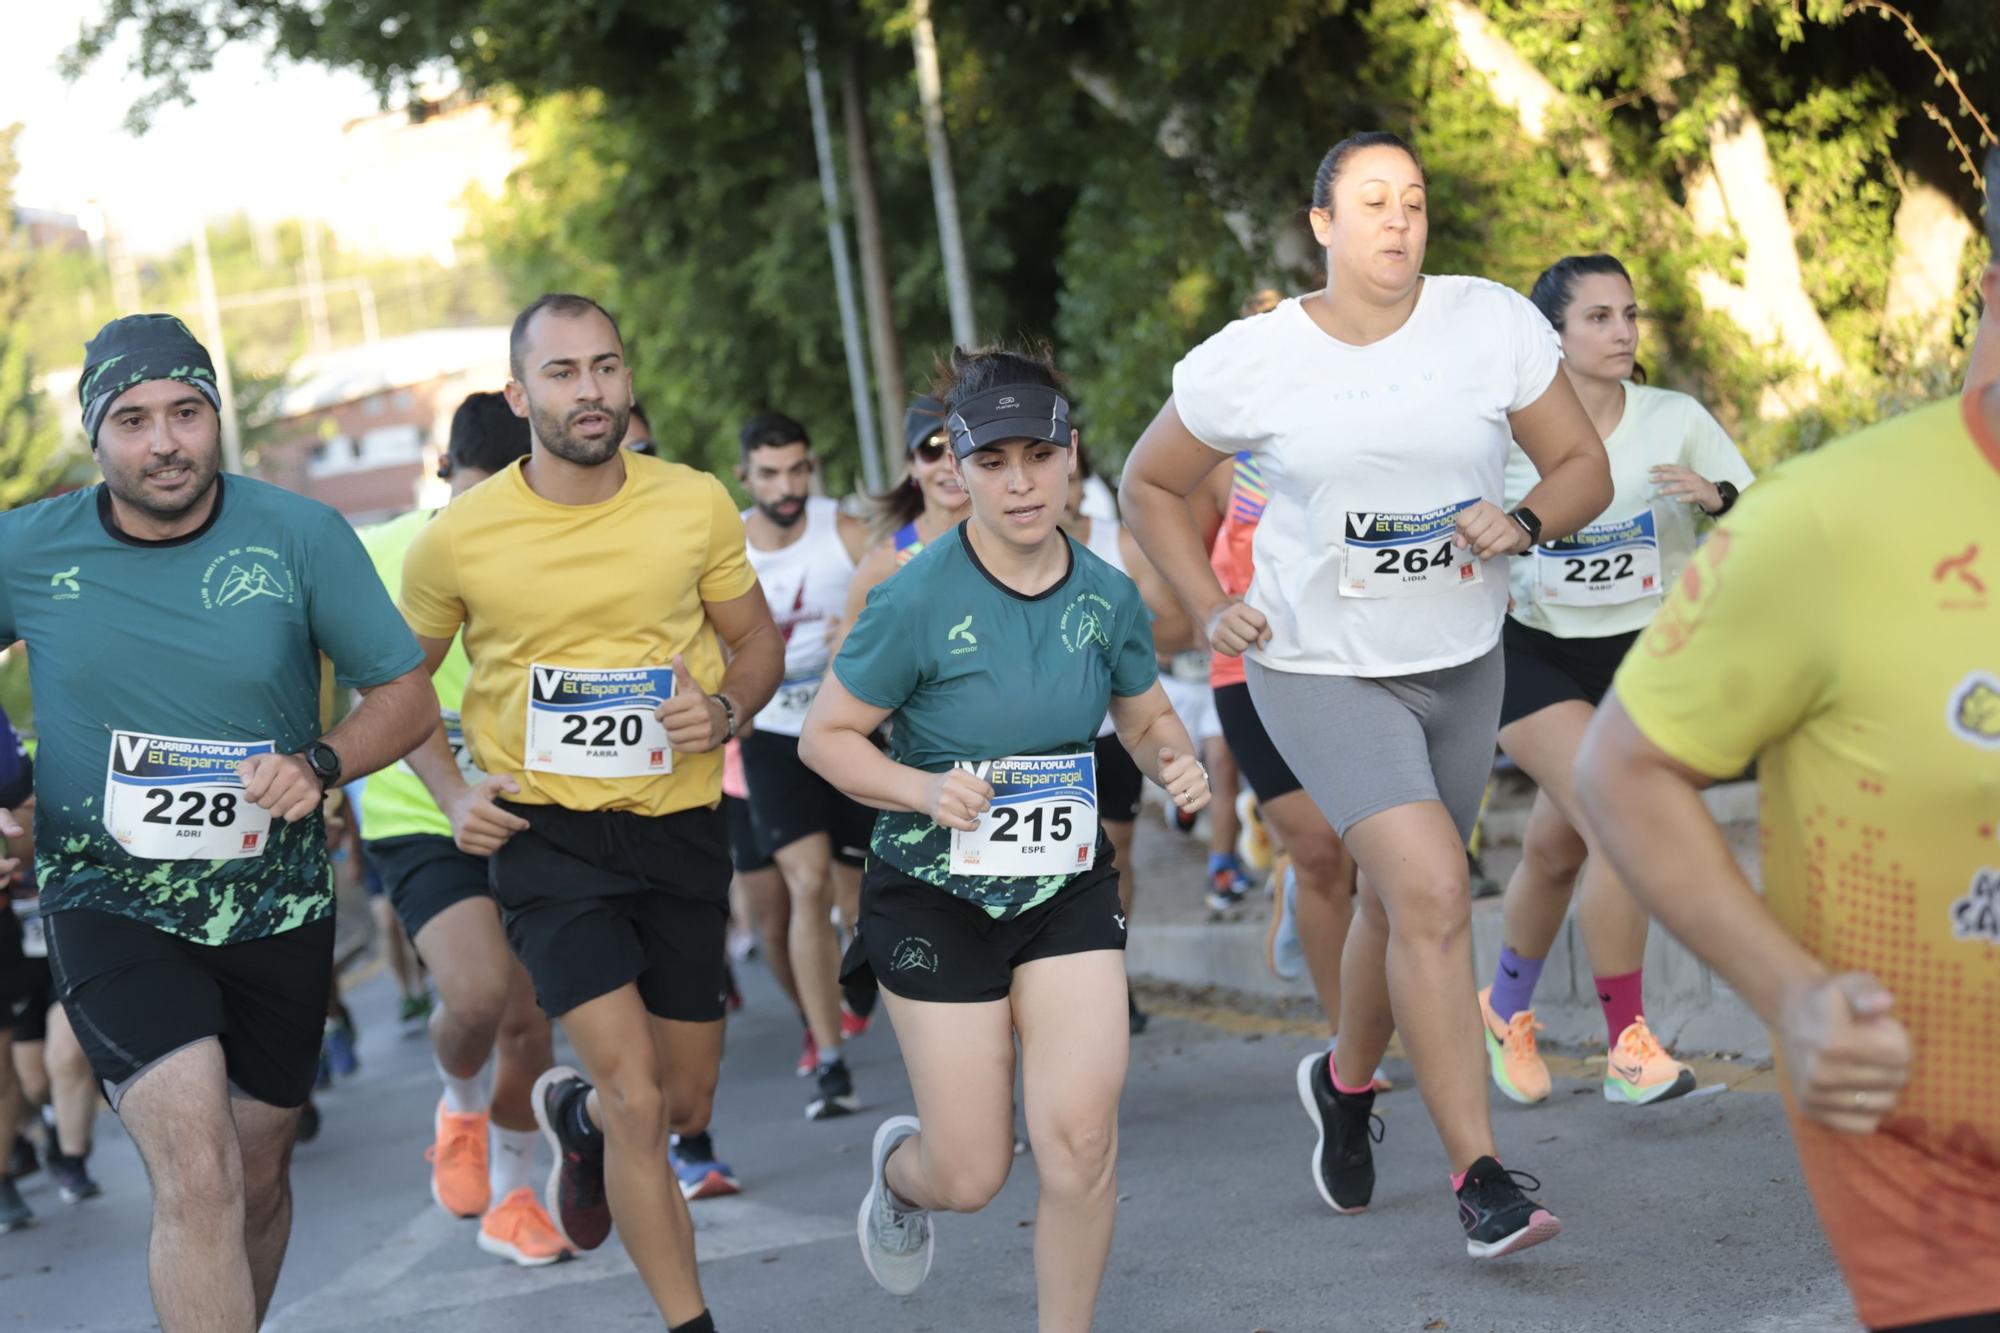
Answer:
[{"left": 0, "top": 933, "right": 1862, "bottom": 1333}]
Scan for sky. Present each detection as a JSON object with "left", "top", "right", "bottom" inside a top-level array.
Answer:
[{"left": 2, "top": 5, "right": 396, "bottom": 253}]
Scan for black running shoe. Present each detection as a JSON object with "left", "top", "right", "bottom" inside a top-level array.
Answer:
[
  {"left": 47, "top": 1151, "right": 101, "bottom": 1204},
  {"left": 296, "top": 1099, "right": 321, "bottom": 1145},
  {"left": 7, "top": 1133, "right": 38, "bottom": 1181},
  {"left": 532, "top": 1066, "right": 611, "bottom": 1251},
  {"left": 1127, "top": 990, "right": 1150, "bottom": 1036},
  {"left": 1295, "top": 1052, "right": 1381, "bottom": 1213},
  {"left": 806, "top": 1057, "right": 859, "bottom": 1120},
  {"left": 1455, "top": 1156, "right": 1561, "bottom": 1258}
]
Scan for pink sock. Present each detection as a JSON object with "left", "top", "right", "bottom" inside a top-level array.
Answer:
[
  {"left": 1450, "top": 1168, "right": 1469, "bottom": 1193},
  {"left": 1327, "top": 1052, "right": 1374, "bottom": 1097},
  {"left": 1596, "top": 968, "right": 1645, "bottom": 1046}
]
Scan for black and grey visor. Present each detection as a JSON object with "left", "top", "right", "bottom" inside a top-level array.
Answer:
[{"left": 945, "top": 385, "right": 1072, "bottom": 459}]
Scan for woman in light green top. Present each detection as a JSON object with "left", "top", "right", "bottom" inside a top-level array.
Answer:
[{"left": 1480, "top": 254, "right": 1755, "bottom": 1110}]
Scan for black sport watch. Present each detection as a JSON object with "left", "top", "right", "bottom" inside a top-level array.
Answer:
[
  {"left": 301, "top": 741, "right": 343, "bottom": 791},
  {"left": 1508, "top": 505, "right": 1544, "bottom": 547},
  {"left": 1709, "top": 481, "right": 1740, "bottom": 517}
]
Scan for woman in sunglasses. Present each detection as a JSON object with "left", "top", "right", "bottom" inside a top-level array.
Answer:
[
  {"left": 833, "top": 396, "right": 974, "bottom": 657},
  {"left": 800, "top": 343, "right": 1210, "bottom": 1327}
]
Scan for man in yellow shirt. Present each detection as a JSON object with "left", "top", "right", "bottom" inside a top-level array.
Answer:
[
  {"left": 1576, "top": 150, "right": 2000, "bottom": 1333},
  {"left": 400, "top": 295, "right": 782, "bottom": 1333}
]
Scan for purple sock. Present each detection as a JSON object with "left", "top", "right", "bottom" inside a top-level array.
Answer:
[{"left": 1489, "top": 947, "right": 1545, "bottom": 1022}]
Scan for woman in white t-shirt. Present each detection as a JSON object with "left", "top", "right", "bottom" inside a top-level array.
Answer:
[
  {"left": 1478, "top": 254, "right": 1755, "bottom": 1113},
  {"left": 1120, "top": 131, "right": 1612, "bottom": 1260}
]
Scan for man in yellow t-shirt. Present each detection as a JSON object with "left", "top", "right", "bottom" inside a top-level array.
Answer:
[
  {"left": 399, "top": 295, "right": 782, "bottom": 1333},
  {"left": 1576, "top": 156, "right": 2000, "bottom": 1333},
  {"left": 358, "top": 391, "right": 569, "bottom": 1265}
]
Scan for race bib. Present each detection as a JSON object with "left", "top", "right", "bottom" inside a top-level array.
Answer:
[
  {"left": 101, "top": 731, "right": 275, "bottom": 861},
  {"left": 758, "top": 675, "right": 821, "bottom": 736},
  {"left": 1535, "top": 511, "right": 1661, "bottom": 607},
  {"left": 1340, "top": 502, "right": 1484, "bottom": 598},
  {"left": 524, "top": 665, "right": 675, "bottom": 779},
  {"left": 440, "top": 709, "right": 486, "bottom": 786},
  {"left": 11, "top": 899, "right": 45, "bottom": 959},
  {"left": 949, "top": 753, "right": 1099, "bottom": 878}
]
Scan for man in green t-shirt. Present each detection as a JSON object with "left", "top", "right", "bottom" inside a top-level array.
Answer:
[
  {"left": 356, "top": 392, "right": 568, "bottom": 1265},
  {"left": 0, "top": 315, "right": 438, "bottom": 1332}
]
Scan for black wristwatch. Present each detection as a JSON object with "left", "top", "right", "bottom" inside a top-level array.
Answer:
[
  {"left": 301, "top": 741, "right": 343, "bottom": 791},
  {"left": 1509, "top": 505, "right": 1544, "bottom": 547},
  {"left": 1709, "top": 481, "right": 1740, "bottom": 517}
]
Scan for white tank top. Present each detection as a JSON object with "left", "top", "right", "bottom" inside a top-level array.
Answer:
[
  {"left": 743, "top": 497, "right": 856, "bottom": 736},
  {"left": 1082, "top": 519, "right": 1127, "bottom": 738}
]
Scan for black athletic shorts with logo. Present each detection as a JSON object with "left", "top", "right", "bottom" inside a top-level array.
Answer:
[
  {"left": 737, "top": 729, "right": 872, "bottom": 866},
  {"left": 1093, "top": 733, "right": 1144, "bottom": 823},
  {"left": 46, "top": 908, "right": 333, "bottom": 1110},
  {"left": 1498, "top": 617, "right": 1642, "bottom": 729},
  {"left": 843, "top": 853, "right": 1126, "bottom": 1005},
  {"left": 491, "top": 800, "right": 731, "bottom": 1022},
  {"left": 1213, "top": 682, "right": 1302, "bottom": 803},
  {"left": 364, "top": 833, "right": 492, "bottom": 941},
  {"left": 0, "top": 908, "right": 56, "bottom": 1042}
]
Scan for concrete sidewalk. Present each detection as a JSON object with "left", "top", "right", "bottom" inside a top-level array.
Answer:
[{"left": 1124, "top": 775, "right": 1773, "bottom": 1060}]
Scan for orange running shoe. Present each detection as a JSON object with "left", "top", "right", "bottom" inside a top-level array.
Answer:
[
  {"left": 426, "top": 1102, "right": 491, "bottom": 1218},
  {"left": 1604, "top": 1017, "right": 1697, "bottom": 1105},
  {"left": 1477, "top": 987, "right": 1551, "bottom": 1105},
  {"left": 477, "top": 1188, "right": 572, "bottom": 1267}
]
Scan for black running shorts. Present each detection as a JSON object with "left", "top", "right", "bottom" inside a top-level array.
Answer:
[
  {"left": 1498, "top": 617, "right": 1641, "bottom": 730},
  {"left": 843, "top": 856, "right": 1126, "bottom": 1004},
  {"left": 0, "top": 909, "right": 55, "bottom": 1042},
  {"left": 364, "top": 833, "right": 493, "bottom": 941},
  {"left": 723, "top": 795, "right": 773, "bottom": 874},
  {"left": 737, "top": 729, "right": 873, "bottom": 865},
  {"left": 1213, "top": 682, "right": 1302, "bottom": 803},
  {"left": 45, "top": 908, "right": 333, "bottom": 1110},
  {"left": 490, "top": 801, "right": 731, "bottom": 1023},
  {"left": 1094, "top": 733, "right": 1144, "bottom": 823}
]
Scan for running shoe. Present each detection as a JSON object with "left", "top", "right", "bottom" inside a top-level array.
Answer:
[
  {"left": 0, "top": 1177, "right": 29, "bottom": 1233},
  {"left": 1165, "top": 795, "right": 1199, "bottom": 834},
  {"left": 1478, "top": 986, "right": 1551, "bottom": 1105},
  {"left": 1206, "top": 867, "right": 1251, "bottom": 914},
  {"left": 841, "top": 971, "right": 879, "bottom": 1038},
  {"left": 1128, "top": 989, "right": 1150, "bottom": 1036},
  {"left": 532, "top": 1066, "right": 611, "bottom": 1252},
  {"left": 670, "top": 1131, "right": 741, "bottom": 1200},
  {"left": 426, "top": 1101, "right": 492, "bottom": 1218},
  {"left": 807, "top": 1057, "right": 859, "bottom": 1120},
  {"left": 322, "top": 1016, "right": 360, "bottom": 1081},
  {"left": 796, "top": 1029, "right": 819, "bottom": 1079},
  {"left": 1295, "top": 1052, "right": 1381, "bottom": 1214},
  {"left": 1455, "top": 1156, "right": 1562, "bottom": 1258},
  {"left": 46, "top": 1151, "right": 100, "bottom": 1204},
  {"left": 857, "top": 1116, "right": 932, "bottom": 1296},
  {"left": 1467, "top": 849, "right": 1500, "bottom": 901},
  {"left": 7, "top": 1133, "right": 37, "bottom": 1181},
  {"left": 1266, "top": 858, "right": 1304, "bottom": 980},
  {"left": 399, "top": 991, "right": 434, "bottom": 1026},
  {"left": 1235, "top": 790, "right": 1273, "bottom": 874},
  {"left": 477, "top": 1188, "right": 572, "bottom": 1267},
  {"left": 1603, "top": 1017, "right": 1697, "bottom": 1105}
]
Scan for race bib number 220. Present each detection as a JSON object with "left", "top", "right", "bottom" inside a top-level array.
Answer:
[
  {"left": 525, "top": 664, "right": 675, "bottom": 779},
  {"left": 101, "top": 731, "right": 275, "bottom": 861}
]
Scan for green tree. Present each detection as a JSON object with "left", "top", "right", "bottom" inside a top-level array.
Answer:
[{"left": 0, "top": 124, "right": 72, "bottom": 509}]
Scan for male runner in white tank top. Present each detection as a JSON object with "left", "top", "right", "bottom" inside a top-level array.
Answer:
[{"left": 734, "top": 413, "right": 877, "bottom": 1121}]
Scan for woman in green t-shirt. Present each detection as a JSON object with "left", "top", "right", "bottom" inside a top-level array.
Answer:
[{"left": 800, "top": 344, "right": 1211, "bottom": 1327}]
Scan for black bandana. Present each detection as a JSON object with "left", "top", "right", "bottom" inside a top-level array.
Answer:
[{"left": 79, "top": 314, "right": 221, "bottom": 447}]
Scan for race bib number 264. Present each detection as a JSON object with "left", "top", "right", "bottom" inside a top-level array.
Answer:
[{"left": 1340, "top": 501, "right": 1483, "bottom": 599}]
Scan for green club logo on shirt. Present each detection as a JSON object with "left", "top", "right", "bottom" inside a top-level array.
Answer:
[
  {"left": 1060, "top": 592, "right": 1116, "bottom": 654},
  {"left": 948, "top": 614, "right": 979, "bottom": 655},
  {"left": 49, "top": 567, "right": 81, "bottom": 600},
  {"left": 200, "top": 547, "right": 296, "bottom": 610}
]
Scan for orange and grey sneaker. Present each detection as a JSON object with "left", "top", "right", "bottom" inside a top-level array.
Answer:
[
  {"left": 426, "top": 1102, "right": 491, "bottom": 1218},
  {"left": 477, "top": 1188, "right": 572, "bottom": 1267},
  {"left": 1477, "top": 987, "right": 1551, "bottom": 1105},
  {"left": 1604, "top": 1017, "right": 1697, "bottom": 1105}
]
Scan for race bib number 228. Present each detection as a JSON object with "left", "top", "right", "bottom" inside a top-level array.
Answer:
[{"left": 101, "top": 731, "right": 275, "bottom": 861}]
